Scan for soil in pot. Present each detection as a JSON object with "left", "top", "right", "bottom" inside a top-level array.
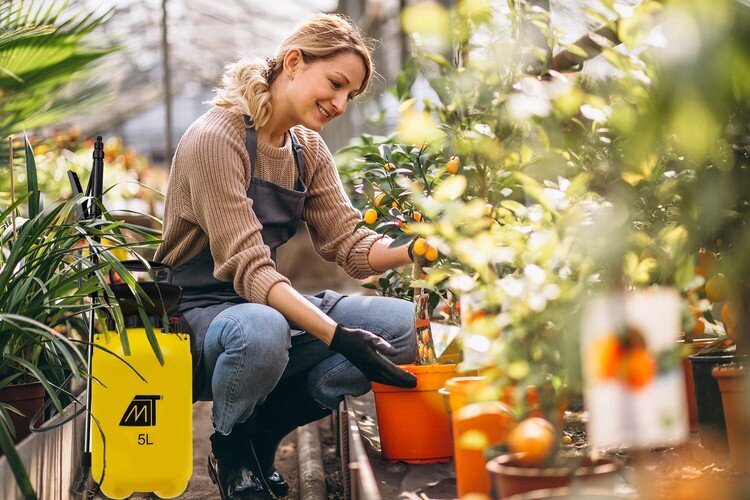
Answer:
[
  {"left": 712, "top": 362, "right": 749, "bottom": 475},
  {"left": 486, "top": 452, "right": 622, "bottom": 499},
  {"left": 0, "top": 381, "right": 45, "bottom": 446},
  {"left": 371, "top": 363, "right": 458, "bottom": 463}
]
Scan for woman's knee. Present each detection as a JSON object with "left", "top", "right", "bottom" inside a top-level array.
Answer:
[
  {"left": 378, "top": 297, "right": 417, "bottom": 363},
  {"left": 214, "top": 304, "right": 291, "bottom": 367}
]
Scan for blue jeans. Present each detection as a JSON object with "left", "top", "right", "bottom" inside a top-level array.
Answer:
[{"left": 201, "top": 295, "right": 417, "bottom": 435}]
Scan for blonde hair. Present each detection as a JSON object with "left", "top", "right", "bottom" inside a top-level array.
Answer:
[{"left": 212, "top": 14, "right": 373, "bottom": 128}]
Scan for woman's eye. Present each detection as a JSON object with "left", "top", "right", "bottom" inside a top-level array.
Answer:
[{"left": 330, "top": 80, "right": 341, "bottom": 89}]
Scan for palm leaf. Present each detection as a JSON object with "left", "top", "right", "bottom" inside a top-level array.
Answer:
[{"left": 0, "top": 0, "right": 117, "bottom": 149}]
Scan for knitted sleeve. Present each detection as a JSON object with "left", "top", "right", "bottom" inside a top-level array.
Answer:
[
  {"left": 301, "top": 131, "right": 382, "bottom": 279},
  {"left": 181, "top": 125, "right": 290, "bottom": 304}
]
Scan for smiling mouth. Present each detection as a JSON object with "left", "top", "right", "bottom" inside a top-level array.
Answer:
[{"left": 317, "top": 103, "right": 331, "bottom": 119}]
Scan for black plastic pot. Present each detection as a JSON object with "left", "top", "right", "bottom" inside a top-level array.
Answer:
[{"left": 688, "top": 352, "right": 744, "bottom": 432}]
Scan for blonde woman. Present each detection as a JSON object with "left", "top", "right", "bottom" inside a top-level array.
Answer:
[{"left": 155, "top": 14, "right": 418, "bottom": 499}]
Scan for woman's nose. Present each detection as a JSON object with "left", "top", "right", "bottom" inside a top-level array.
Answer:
[{"left": 332, "top": 94, "right": 348, "bottom": 115}]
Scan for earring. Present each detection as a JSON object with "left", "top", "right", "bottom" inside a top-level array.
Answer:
[{"left": 287, "top": 75, "right": 293, "bottom": 81}]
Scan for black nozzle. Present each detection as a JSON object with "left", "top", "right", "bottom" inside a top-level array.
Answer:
[
  {"left": 93, "top": 136, "right": 104, "bottom": 160},
  {"left": 86, "top": 136, "right": 105, "bottom": 219}
]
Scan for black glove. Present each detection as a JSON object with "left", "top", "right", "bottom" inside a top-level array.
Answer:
[{"left": 330, "top": 324, "right": 417, "bottom": 389}]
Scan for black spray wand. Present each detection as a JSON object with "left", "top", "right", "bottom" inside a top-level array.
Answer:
[{"left": 72, "top": 136, "right": 105, "bottom": 496}]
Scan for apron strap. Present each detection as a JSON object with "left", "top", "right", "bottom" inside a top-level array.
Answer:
[{"left": 289, "top": 129, "right": 306, "bottom": 188}]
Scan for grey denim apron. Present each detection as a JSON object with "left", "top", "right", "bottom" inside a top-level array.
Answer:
[{"left": 171, "top": 116, "right": 344, "bottom": 401}]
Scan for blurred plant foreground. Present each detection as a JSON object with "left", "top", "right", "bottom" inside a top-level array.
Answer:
[
  {"left": 1, "top": 0, "right": 750, "bottom": 497},
  {"left": 336, "top": 0, "right": 750, "bottom": 492}
]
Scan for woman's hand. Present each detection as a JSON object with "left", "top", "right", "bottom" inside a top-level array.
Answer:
[{"left": 330, "top": 324, "right": 417, "bottom": 388}]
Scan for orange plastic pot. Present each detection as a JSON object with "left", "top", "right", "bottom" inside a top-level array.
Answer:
[
  {"left": 371, "top": 363, "right": 457, "bottom": 463},
  {"left": 445, "top": 376, "right": 487, "bottom": 413},
  {"left": 453, "top": 401, "right": 514, "bottom": 497}
]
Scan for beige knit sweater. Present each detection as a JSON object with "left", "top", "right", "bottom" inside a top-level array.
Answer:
[{"left": 155, "top": 107, "right": 381, "bottom": 305}]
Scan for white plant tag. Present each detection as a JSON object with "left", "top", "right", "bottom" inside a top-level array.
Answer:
[{"left": 581, "top": 288, "right": 689, "bottom": 450}]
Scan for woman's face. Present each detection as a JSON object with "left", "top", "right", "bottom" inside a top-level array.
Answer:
[{"left": 285, "top": 51, "right": 366, "bottom": 131}]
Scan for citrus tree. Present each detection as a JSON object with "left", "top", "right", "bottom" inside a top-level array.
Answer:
[{"left": 338, "top": 0, "right": 749, "bottom": 444}]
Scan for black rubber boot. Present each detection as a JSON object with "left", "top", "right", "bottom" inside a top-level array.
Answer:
[
  {"left": 207, "top": 430, "right": 276, "bottom": 499},
  {"left": 238, "top": 372, "right": 332, "bottom": 497}
]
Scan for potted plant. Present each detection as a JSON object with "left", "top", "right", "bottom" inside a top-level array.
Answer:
[{"left": 0, "top": 135, "right": 162, "bottom": 498}]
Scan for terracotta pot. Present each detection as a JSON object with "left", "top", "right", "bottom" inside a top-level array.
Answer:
[
  {"left": 453, "top": 401, "right": 514, "bottom": 497},
  {"left": 371, "top": 363, "right": 457, "bottom": 463},
  {"left": 505, "top": 487, "right": 634, "bottom": 499},
  {"left": 486, "top": 453, "right": 622, "bottom": 499},
  {"left": 0, "top": 381, "right": 45, "bottom": 444},
  {"left": 678, "top": 338, "right": 715, "bottom": 432},
  {"left": 712, "top": 362, "right": 750, "bottom": 475},
  {"left": 689, "top": 352, "right": 746, "bottom": 451}
]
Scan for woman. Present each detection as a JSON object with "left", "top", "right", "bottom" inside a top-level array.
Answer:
[{"left": 155, "top": 14, "right": 418, "bottom": 500}]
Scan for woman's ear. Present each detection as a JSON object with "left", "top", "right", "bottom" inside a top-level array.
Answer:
[{"left": 283, "top": 49, "right": 304, "bottom": 77}]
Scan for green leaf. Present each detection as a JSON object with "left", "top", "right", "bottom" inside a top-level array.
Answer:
[
  {"left": 23, "top": 132, "right": 40, "bottom": 218},
  {"left": 378, "top": 144, "right": 392, "bottom": 162},
  {"left": 426, "top": 53, "right": 452, "bottom": 68},
  {"left": 395, "top": 58, "right": 418, "bottom": 101}
]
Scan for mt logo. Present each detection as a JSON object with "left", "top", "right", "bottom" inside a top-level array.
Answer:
[{"left": 119, "top": 395, "right": 162, "bottom": 426}]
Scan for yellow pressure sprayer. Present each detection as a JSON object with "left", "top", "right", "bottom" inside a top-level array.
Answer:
[
  {"left": 90, "top": 262, "right": 193, "bottom": 498},
  {"left": 70, "top": 138, "right": 192, "bottom": 499}
]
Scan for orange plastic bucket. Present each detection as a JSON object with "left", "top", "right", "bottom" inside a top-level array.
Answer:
[
  {"left": 371, "top": 363, "right": 457, "bottom": 463},
  {"left": 445, "top": 376, "right": 487, "bottom": 413},
  {"left": 453, "top": 401, "right": 514, "bottom": 497}
]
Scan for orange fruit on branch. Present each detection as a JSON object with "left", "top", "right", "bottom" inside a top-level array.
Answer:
[
  {"left": 363, "top": 208, "right": 378, "bottom": 225},
  {"left": 424, "top": 246, "right": 439, "bottom": 262},
  {"left": 412, "top": 238, "right": 428, "bottom": 256},
  {"left": 446, "top": 155, "right": 460, "bottom": 174},
  {"left": 507, "top": 417, "right": 555, "bottom": 466},
  {"left": 374, "top": 193, "right": 387, "bottom": 208}
]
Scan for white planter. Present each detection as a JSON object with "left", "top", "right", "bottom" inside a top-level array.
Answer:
[{"left": 0, "top": 399, "right": 85, "bottom": 499}]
